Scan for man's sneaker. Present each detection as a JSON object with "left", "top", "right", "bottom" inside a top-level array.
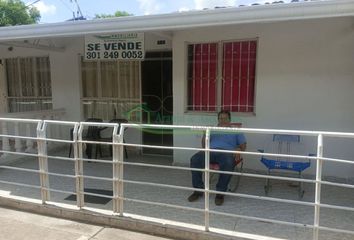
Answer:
[
  {"left": 188, "top": 191, "right": 203, "bottom": 202},
  {"left": 215, "top": 194, "right": 224, "bottom": 206}
]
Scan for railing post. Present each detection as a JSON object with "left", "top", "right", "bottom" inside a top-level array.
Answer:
[
  {"left": 313, "top": 134, "right": 323, "bottom": 240},
  {"left": 204, "top": 128, "right": 210, "bottom": 232},
  {"left": 1, "top": 121, "right": 10, "bottom": 157},
  {"left": 45, "top": 114, "right": 54, "bottom": 149},
  {"left": 118, "top": 124, "right": 125, "bottom": 215},
  {"left": 74, "top": 123, "right": 84, "bottom": 208},
  {"left": 112, "top": 124, "right": 120, "bottom": 214},
  {"left": 53, "top": 114, "right": 61, "bottom": 142},
  {"left": 14, "top": 122, "right": 22, "bottom": 152},
  {"left": 25, "top": 123, "right": 34, "bottom": 153},
  {"left": 37, "top": 121, "right": 50, "bottom": 203}
]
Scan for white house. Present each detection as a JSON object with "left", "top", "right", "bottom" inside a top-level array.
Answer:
[{"left": 0, "top": 0, "right": 353, "bottom": 178}]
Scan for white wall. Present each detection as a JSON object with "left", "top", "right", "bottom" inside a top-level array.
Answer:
[
  {"left": 0, "top": 60, "right": 6, "bottom": 113},
  {"left": 0, "top": 32, "right": 172, "bottom": 155},
  {"left": 172, "top": 17, "right": 354, "bottom": 178},
  {"left": 0, "top": 32, "right": 172, "bottom": 121},
  {"left": 144, "top": 32, "right": 172, "bottom": 52},
  {"left": 51, "top": 37, "right": 83, "bottom": 121},
  {"left": 0, "top": 37, "right": 82, "bottom": 120},
  {"left": 1, "top": 21, "right": 353, "bottom": 177}
]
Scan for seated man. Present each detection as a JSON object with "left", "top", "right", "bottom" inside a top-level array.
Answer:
[{"left": 188, "top": 110, "right": 246, "bottom": 206}]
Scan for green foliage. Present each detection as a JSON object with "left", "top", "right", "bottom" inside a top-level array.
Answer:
[
  {"left": 94, "top": 10, "right": 132, "bottom": 19},
  {"left": 0, "top": 0, "right": 41, "bottom": 26}
]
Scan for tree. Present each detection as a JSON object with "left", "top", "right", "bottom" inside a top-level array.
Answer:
[
  {"left": 0, "top": 0, "right": 40, "bottom": 26},
  {"left": 94, "top": 10, "right": 132, "bottom": 19}
]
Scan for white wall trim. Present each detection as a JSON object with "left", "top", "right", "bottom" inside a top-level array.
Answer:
[{"left": 0, "top": 0, "right": 353, "bottom": 41}]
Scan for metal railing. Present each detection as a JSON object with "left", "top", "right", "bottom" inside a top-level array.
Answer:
[
  {"left": 0, "top": 109, "right": 65, "bottom": 156},
  {"left": 0, "top": 118, "right": 353, "bottom": 240}
]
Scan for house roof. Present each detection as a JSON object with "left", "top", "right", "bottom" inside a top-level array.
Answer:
[{"left": 0, "top": 0, "right": 353, "bottom": 41}]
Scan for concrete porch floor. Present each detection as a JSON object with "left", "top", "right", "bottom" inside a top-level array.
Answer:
[{"left": 0, "top": 147, "right": 353, "bottom": 240}]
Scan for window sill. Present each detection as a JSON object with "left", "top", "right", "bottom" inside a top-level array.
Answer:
[{"left": 184, "top": 110, "right": 256, "bottom": 117}]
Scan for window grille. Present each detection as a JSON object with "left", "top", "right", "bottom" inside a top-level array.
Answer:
[
  {"left": 81, "top": 59, "right": 141, "bottom": 120},
  {"left": 187, "top": 40, "right": 257, "bottom": 113},
  {"left": 187, "top": 43, "right": 218, "bottom": 111},
  {"left": 222, "top": 41, "right": 256, "bottom": 112},
  {"left": 5, "top": 57, "right": 52, "bottom": 113}
]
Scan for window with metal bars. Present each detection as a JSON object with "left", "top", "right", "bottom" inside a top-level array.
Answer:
[
  {"left": 5, "top": 56, "right": 52, "bottom": 113},
  {"left": 81, "top": 59, "right": 141, "bottom": 120},
  {"left": 187, "top": 40, "right": 257, "bottom": 113}
]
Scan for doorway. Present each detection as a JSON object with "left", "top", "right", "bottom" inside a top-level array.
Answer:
[{"left": 141, "top": 51, "right": 173, "bottom": 155}]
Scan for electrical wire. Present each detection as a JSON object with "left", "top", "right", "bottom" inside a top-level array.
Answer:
[
  {"left": 56, "top": 0, "right": 74, "bottom": 13},
  {"left": 25, "top": 0, "right": 41, "bottom": 7},
  {"left": 73, "top": 0, "right": 83, "bottom": 17}
]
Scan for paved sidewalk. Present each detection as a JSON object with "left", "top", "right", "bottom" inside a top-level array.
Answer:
[{"left": 0, "top": 206, "right": 173, "bottom": 240}]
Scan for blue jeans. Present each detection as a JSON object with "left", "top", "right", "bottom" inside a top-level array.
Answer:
[{"left": 190, "top": 151, "right": 235, "bottom": 192}]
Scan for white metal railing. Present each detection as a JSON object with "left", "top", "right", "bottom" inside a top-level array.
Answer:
[
  {"left": 0, "top": 109, "right": 65, "bottom": 156},
  {"left": 0, "top": 118, "right": 353, "bottom": 240}
]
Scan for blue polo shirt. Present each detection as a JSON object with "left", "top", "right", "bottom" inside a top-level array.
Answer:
[{"left": 210, "top": 132, "right": 246, "bottom": 150}]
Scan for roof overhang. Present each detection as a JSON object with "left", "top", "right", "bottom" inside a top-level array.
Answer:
[{"left": 0, "top": 0, "right": 353, "bottom": 41}]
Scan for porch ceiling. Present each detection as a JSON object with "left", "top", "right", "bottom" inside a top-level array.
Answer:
[{"left": 0, "top": 0, "right": 353, "bottom": 41}]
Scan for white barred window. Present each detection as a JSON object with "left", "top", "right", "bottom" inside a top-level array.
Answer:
[
  {"left": 81, "top": 59, "right": 141, "bottom": 120},
  {"left": 5, "top": 57, "right": 52, "bottom": 112}
]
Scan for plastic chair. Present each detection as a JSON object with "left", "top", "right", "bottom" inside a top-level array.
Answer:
[
  {"left": 84, "top": 118, "right": 104, "bottom": 159},
  {"left": 99, "top": 118, "right": 128, "bottom": 159},
  {"left": 68, "top": 118, "right": 103, "bottom": 159},
  {"left": 210, "top": 157, "right": 244, "bottom": 192},
  {"left": 258, "top": 134, "right": 312, "bottom": 198}
]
